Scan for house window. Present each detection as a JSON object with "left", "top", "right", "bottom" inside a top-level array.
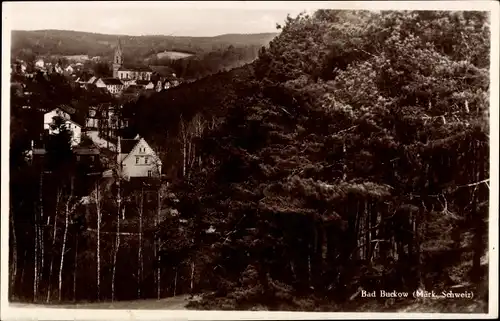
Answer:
[
  {"left": 136, "top": 156, "right": 140, "bottom": 164},
  {"left": 76, "top": 155, "right": 81, "bottom": 161},
  {"left": 90, "top": 155, "right": 95, "bottom": 162},
  {"left": 145, "top": 156, "right": 149, "bottom": 164},
  {"left": 148, "top": 170, "right": 152, "bottom": 177}
]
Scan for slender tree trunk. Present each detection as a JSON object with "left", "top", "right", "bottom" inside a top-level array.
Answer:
[
  {"left": 58, "top": 197, "right": 70, "bottom": 301},
  {"left": 173, "top": 268, "right": 178, "bottom": 297},
  {"left": 40, "top": 206, "right": 45, "bottom": 291},
  {"left": 156, "top": 186, "right": 161, "bottom": 299},
  {"left": 111, "top": 203, "right": 121, "bottom": 302},
  {"left": 21, "top": 249, "right": 27, "bottom": 292},
  {"left": 182, "top": 139, "right": 186, "bottom": 177},
  {"left": 46, "top": 189, "right": 61, "bottom": 303},
  {"left": 112, "top": 166, "right": 122, "bottom": 302},
  {"left": 190, "top": 261, "right": 195, "bottom": 293},
  {"left": 46, "top": 218, "right": 58, "bottom": 303},
  {"left": 34, "top": 171, "right": 43, "bottom": 302},
  {"left": 137, "top": 187, "right": 144, "bottom": 299},
  {"left": 187, "top": 140, "right": 191, "bottom": 177},
  {"left": 96, "top": 181, "right": 101, "bottom": 301},
  {"left": 73, "top": 237, "right": 78, "bottom": 302},
  {"left": 10, "top": 206, "right": 18, "bottom": 291}
]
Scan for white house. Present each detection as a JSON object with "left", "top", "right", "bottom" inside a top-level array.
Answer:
[
  {"left": 117, "top": 66, "right": 153, "bottom": 82},
  {"left": 87, "top": 76, "right": 98, "bottom": 85},
  {"left": 95, "top": 78, "right": 124, "bottom": 95},
  {"left": 117, "top": 136, "right": 162, "bottom": 179},
  {"left": 136, "top": 80, "right": 155, "bottom": 90},
  {"left": 35, "top": 59, "right": 45, "bottom": 69},
  {"left": 43, "top": 108, "right": 71, "bottom": 128},
  {"left": 65, "top": 65, "right": 74, "bottom": 74},
  {"left": 54, "top": 64, "right": 64, "bottom": 74},
  {"left": 44, "top": 107, "right": 82, "bottom": 146}
]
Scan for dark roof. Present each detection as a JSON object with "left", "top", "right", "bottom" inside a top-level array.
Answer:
[
  {"left": 120, "top": 139, "right": 139, "bottom": 154},
  {"left": 67, "top": 118, "right": 84, "bottom": 127},
  {"left": 78, "top": 74, "right": 93, "bottom": 82},
  {"left": 74, "top": 148, "right": 100, "bottom": 155},
  {"left": 150, "top": 65, "right": 175, "bottom": 77},
  {"left": 136, "top": 80, "right": 151, "bottom": 86},
  {"left": 58, "top": 104, "right": 76, "bottom": 115},
  {"left": 101, "top": 78, "right": 124, "bottom": 85},
  {"left": 164, "top": 76, "right": 179, "bottom": 82},
  {"left": 118, "top": 65, "right": 152, "bottom": 72},
  {"left": 124, "top": 85, "right": 143, "bottom": 93}
]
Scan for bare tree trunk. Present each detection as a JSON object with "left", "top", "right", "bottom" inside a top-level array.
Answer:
[
  {"left": 34, "top": 171, "right": 43, "bottom": 302},
  {"left": 190, "top": 261, "right": 195, "bottom": 293},
  {"left": 173, "top": 268, "right": 178, "bottom": 296},
  {"left": 73, "top": 237, "right": 78, "bottom": 302},
  {"left": 40, "top": 207, "right": 45, "bottom": 291},
  {"left": 10, "top": 205, "right": 18, "bottom": 291},
  {"left": 96, "top": 181, "right": 101, "bottom": 301},
  {"left": 186, "top": 140, "right": 191, "bottom": 177},
  {"left": 21, "top": 249, "right": 28, "bottom": 291},
  {"left": 156, "top": 186, "right": 161, "bottom": 300},
  {"left": 112, "top": 160, "right": 122, "bottom": 302},
  {"left": 111, "top": 203, "right": 121, "bottom": 302},
  {"left": 182, "top": 139, "right": 186, "bottom": 177},
  {"left": 180, "top": 118, "right": 187, "bottom": 177},
  {"left": 46, "top": 189, "right": 61, "bottom": 303},
  {"left": 137, "top": 187, "right": 144, "bottom": 299},
  {"left": 58, "top": 197, "right": 70, "bottom": 301}
]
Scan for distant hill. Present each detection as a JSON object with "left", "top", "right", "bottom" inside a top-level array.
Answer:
[{"left": 11, "top": 29, "right": 278, "bottom": 62}]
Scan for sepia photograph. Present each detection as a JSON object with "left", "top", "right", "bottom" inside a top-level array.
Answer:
[{"left": 1, "top": 1, "right": 499, "bottom": 320}]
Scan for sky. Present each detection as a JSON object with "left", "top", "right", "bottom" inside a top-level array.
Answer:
[{"left": 4, "top": 2, "right": 316, "bottom": 37}]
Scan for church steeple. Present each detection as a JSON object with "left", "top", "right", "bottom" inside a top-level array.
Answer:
[{"left": 112, "top": 38, "right": 123, "bottom": 78}]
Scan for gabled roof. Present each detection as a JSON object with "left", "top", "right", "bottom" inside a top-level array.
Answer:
[
  {"left": 100, "top": 78, "right": 124, "bottom": 85},
  {"left": 88, "top": 76, "right": 98, "bottom": 84},
  {"left": 120, "top": 137, "right": 162, "bottom": 165},
  {"left": 118, "top": 65, "right": 152, "bottom": 72},
  {"left": 47, "top": 105, "right": 75, "bottom": 115},
  {"left": 120, "top": 139, "right": 139, "bottom": 154},
  {"left": 77, "top": 74, "right": 93, "bottom": 83}
]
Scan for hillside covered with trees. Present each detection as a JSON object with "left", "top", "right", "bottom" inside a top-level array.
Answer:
[
  {"left": 11, "top": 29, "right": 276, "bottom": 61},
  {"left": 9, "top": 10, "right": 491, "bottom": 313}
]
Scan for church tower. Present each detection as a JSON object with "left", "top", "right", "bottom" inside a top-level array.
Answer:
[{"left": 112, "top": 38, "right": 123, "bottom": 78}]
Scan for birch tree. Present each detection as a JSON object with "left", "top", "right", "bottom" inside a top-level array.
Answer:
[{"left": 46, "top": 188, "right": 62, "bottom": 303}]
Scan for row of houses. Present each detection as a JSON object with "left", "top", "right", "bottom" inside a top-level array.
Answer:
[
  {"left": 36, "top": 105, "right": 162, "bottom": 184},
  {"left": 75, "top": 74, "right": 181, "bottom": 96}
]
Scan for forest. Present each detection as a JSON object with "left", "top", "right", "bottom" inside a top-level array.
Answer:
[
  {"left": 11, "top": 29, "right": 276, "bottom": 62},
  {"left": 9, "top": 10, "right": 491, "bottom": 312}
]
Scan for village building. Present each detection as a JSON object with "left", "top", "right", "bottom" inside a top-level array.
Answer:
[
  {"left": 35, "top": 59, "right": 45, "bottom": 69},
  {"left": 135, "top": 80, "right": 155, "bottom": 90},
  {"left": 108, "top": 136, "right": 162, "bottom": 180},
  {"left": 95, "top": 78, "right": 125, "bottom": 95},
  {"left": 112, "top": 39, "right": 153, "bottom": 81},
  {"left": 54, "top": 63, "right": 64, "bottom": 74},
  {"left": 43, "top": 106, "right": 83, "bottom": 146},
  {"left": 65, "top": 65, "right": 74, "bottom": 74}
]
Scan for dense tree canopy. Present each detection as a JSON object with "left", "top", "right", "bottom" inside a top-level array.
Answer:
[
  {"left": 9, "top": 9, "right": 491, "bottom": 312},
  {"left": 155, "top": 10, "right": 490, "bottom": 311}
]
